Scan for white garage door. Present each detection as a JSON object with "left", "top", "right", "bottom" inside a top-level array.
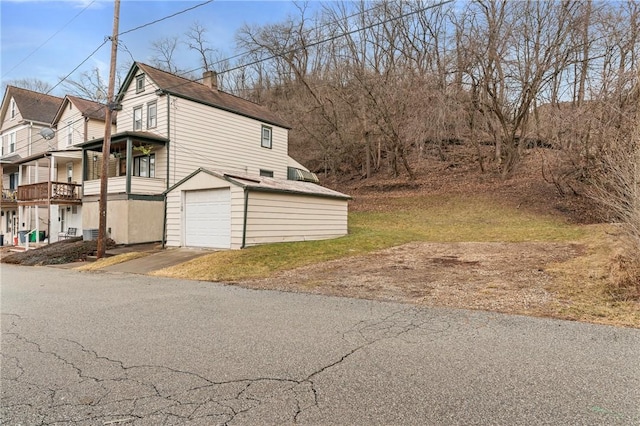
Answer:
[{"left": 184, "top": 189, "right": 231, "bottom": 248}]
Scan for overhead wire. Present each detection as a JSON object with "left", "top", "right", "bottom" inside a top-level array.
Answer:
[
  {"left": 1, "top": 0, "right": 97, "bottom": 80},
  {"left": 5, "top": 0, "right": 453, "bottom": 157}
]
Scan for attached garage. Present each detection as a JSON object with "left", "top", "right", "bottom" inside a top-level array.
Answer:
[{"left": 164, "top": 168, "right": 350, "bottom": 250}]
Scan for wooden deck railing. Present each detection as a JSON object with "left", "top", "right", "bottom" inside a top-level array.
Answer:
[{"left": 17, "top": 182, "right": 82, "bottom": 203}]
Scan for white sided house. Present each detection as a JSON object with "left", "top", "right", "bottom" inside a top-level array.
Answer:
[
  {"left": 165, "top": 169, "right": 350, "bottom": 249},
  {"left": 80, "top": 62, "right": 350, "bottom": 247}
]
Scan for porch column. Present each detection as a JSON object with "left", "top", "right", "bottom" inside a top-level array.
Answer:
[{"left": 126, "top": 137, "right": 133, "bottom": 194}]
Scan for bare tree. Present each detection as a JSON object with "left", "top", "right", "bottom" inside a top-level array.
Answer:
[
  {"left": 61, "top": 67, "right": 108, "bottom": 102},
  {"left": 3, "top": 78, "right": 54, "bottom": 94},
  {"left": 186, "top": 21, "right": 218, "bottom": 72},
  {"left": 149, "top": 36, "right": 181, "bottom": 73}
]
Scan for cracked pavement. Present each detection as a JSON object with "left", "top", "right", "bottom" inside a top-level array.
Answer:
[{"left": 1, "top": 264, "right": 639, "bottom": 425}]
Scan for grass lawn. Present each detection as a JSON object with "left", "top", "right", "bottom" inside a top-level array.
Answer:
[
  {"left": 153, "top": 193, "right": 639, "bottom": 327},
  {"left": 153, "top": 194, "right": 585, "bottom": 281}
]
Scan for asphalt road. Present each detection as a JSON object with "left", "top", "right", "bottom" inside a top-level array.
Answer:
[{"left": 1, "top": 264, "right": 639, "bottom": 425}]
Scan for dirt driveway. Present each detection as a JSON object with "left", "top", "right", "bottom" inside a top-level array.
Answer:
[{"left": 238, "top": 241, "right": 581, "bottom": 316}]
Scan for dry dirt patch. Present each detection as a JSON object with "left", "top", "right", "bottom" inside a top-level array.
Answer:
[{"left": 237, "top": 241, "right": 581, "bottom": 316}]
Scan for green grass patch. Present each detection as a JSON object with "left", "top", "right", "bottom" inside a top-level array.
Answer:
[{"left": 153, "top": 194, "right": 585, "bottom": 282}]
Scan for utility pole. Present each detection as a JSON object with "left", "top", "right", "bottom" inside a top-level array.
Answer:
[{"left": 97, "top": 0, "right": 120, "bottom": 259}]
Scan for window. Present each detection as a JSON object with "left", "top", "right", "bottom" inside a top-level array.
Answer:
[
  {"left": 67, "top": 120, "right": 73, "bottom": 146},
  {"left": 133, "top": 153, "right": 155, "bottom": 178},
  {"left": 67, "top": 163, "right": 73, "bottom": 183},
  {"left": 261, "top": 125, "right": 272, "bottom": 149},
  {"left": 147, "top": 102, "right": 157, "bottom": 128},
  {"left": 133, "top": 106, "right": 143, "bottom": 131},
  {"left": 8, "top": 133, "right": 15, "bottom": 153},
  {"left": 136, "top": 74, "right": 145, "bottom": 93},
  {"left": 10, "top": 100, "right": 16, "bottom": 119},
  {"left": 9, "top": 172, "right": 18, "bottom": 190},
  {"left": 259, "top": 169, "right": 274, "bottom": 178}
]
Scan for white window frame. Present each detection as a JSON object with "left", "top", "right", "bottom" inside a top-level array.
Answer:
[
  {"left": 9, "top": 172, "right": 18, "bottom": 190},
  {"left": 147, "top": 102, "right": 157, "bottom": 129},
  {"left": 67, "top": 120, "right": 73, "bottom": 146},
  {"left": 10, "top": 99, "right": 16, "bottom": 119},
  {"left": 136, "top": 74, "right": 145, "bottom": 93},
  {"left": 133, "top": 106, "right": 143, "bottom": 131},
  {"left": 261, "top": 125, "right": 272, "bottom": 149},
  {"left": 8, "top": 133, "right": 16, "bottom": 153},
  {"left": 67, "top": 162, "right": 73, "bottom": 183}
]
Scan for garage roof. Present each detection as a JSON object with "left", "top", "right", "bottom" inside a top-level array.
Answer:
[{"left": 166, "top": 168, "right": 351, "bottom": 200}]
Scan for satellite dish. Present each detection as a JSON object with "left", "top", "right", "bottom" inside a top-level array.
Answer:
[{"left": 40, "top": 127, "right": 56, "bottom": 140}]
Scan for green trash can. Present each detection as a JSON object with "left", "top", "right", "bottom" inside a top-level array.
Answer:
[{"left": 29, "top": 231, "right": 46, "bottom": 242}]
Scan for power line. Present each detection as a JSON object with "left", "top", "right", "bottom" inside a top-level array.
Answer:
[
  {"left": 112, "top": 0, "right": 455, "bottom": 103},
  {"left": 118, "top": 0, "right": 214, "bottom": 36},
  {"left": 1, "top": 0, "right": 97, "bottom": 81}
]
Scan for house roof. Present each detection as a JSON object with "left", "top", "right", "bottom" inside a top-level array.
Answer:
[
  {"left": 0, "top": 86, "right": 63, "bottom": 125},
  {"left": 119, "top": 62, "right": 290, "bottom": 129},
  {"left": 52, "top": 95, "right": 116, "bottom": 125},
  {"left": 167, "top": 168, "right": 351, "bottom": 201}
]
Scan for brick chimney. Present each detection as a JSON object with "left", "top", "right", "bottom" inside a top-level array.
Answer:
[{"left": 202, "top": 70, "right": 218, "bottom": 92}]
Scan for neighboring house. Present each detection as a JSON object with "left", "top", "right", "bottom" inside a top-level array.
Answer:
[
  {"left": 80, "top": 62, "right": 349, "bottom": 248},
  {"left": 44, "top": 95, "right": 116, "bottom": 242},
  {"left": 0, "top": 86, "right": 63, "bottom": 245}
]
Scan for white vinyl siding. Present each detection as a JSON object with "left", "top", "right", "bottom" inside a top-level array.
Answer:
[
  {"left": 244, "top": 192, "right": 348, "bottom": 247},
  {"left": 165, "top": 170, "right": 349, "bottom": 250},
  {"left": 117, "top": 76, "right": 166, "bottom": 137},
  {"left": 165, "top": 172, "right": 244, "bottom": 249},
  {"left": 166, "top": 98, "right": 288, "bottom": 185},
  {"left": 87, "top": 118, "right": 111, "bottom": 142}
]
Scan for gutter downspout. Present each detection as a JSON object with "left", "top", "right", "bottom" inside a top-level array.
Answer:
[
  {"left": 241, "top": 187, "right": 249, "bottom": 249},
  {"left": 162, "top": 92, "right": 171, "bottom": 248}
]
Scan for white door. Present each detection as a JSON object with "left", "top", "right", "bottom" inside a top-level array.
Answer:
[{"left": 184, "top": 189, "right": 231, "bottom": 248}]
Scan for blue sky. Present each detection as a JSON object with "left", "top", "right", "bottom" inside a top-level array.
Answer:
[{"left": 0, "top": 0, "right": 319, "bottom": 96}]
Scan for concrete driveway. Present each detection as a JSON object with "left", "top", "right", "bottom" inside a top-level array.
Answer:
[{"left": 2, "top": 264, "right": 639, "bottom": 425}]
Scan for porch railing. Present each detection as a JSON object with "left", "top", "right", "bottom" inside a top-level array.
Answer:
[
  {"left": 17, "top": 182, "right": 82, "bottom": 203},
  {"left": 1, "top": 189, "right": 17, "bottom": 202}
]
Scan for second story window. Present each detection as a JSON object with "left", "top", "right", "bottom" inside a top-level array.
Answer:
[
  {"left": 136, "top": 74, "right": 145, "bottom": 93},
  {"left": 8, "top": 133, "right": 15, "bottom": 153},
  {"left": 147, "top": 102, "right": 157, "bottom": 129},
  {"left": 67, "top": 120, "right": 73, "bottom": 146},
  {"left": 261, "top": 125, "right": 272, "bottom": 149},
  {"left": 133, "top": 107, "right": 143, "bottom": 131},
  {"left": 67, "top": 163, "right": 73, "bottom": 183},
  {"left": 10, "top": 100, "right": 16, "bottom": 119}
]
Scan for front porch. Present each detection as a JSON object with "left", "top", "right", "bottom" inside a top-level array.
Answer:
[
  {"left": 80, "top": 131, "right": 168, "bottom": 198},
  {"left": 17, "top": 182, "right": 82, "bottom": 206}
]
